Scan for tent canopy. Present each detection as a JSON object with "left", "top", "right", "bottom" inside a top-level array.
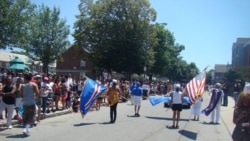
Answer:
[
  {"left": 9, "top": 63, "right": 29, "bottom": 70},
  {"left": 10, "top": 56, "right": 24, "bottom": 64},
  {"left": 9, "top": 56, "right": 29, "bottom": 71}
]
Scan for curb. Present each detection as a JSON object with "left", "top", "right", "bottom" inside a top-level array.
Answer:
[{"left": 0, "top": 110, "right": 72, "bottom": 127}]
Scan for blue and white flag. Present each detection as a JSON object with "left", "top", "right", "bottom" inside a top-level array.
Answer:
[
  {"left": 149, "top": 95, "right": 190, "bottom": 106},
  {"left": 148, "top": 96, "right": 169, "bottom": 106},
  {"left": 80, "top": 78, "right": 107, "bottom": 115}
]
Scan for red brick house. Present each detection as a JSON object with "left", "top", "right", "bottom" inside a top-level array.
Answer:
[{"left": 56, "top": 44, "right": 96, "bottom": 79}]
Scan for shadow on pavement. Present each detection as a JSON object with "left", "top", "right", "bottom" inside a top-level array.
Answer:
[
  {"left": 145, "top": 116, "right": 190, "bottom": 122},
  {"left": 178, "top": 129, "right": 197, "bottom": 140},
  {"left": 73, "top": 123, "right": 95, "bottom": 127},
  {"left": 6, "top": 133, "right": 27, "bottom": 139}
]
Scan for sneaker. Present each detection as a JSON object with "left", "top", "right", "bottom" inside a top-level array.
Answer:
[
  {"left": 8, "top": 125, "right": 13, "bottom": 129},
  {"left": 209, "top": 121, "right": 214, "bottom": 124},
  {"left": 23, "top": 129, "right": 30, "bottom": 136}
]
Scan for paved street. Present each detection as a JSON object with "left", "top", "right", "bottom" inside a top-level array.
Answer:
[{"left": 0, "top": 92, "right": 235, "bottom": 141}]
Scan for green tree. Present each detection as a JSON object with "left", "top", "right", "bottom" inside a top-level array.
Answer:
[
  {"left": 149, "top": 23, "right": 174, "bottom": 78},
  {"left": 27, "top": 5, "right": 70, "bottom": 74},
  {"left": 74, "top": 0, "right": 157, "bottom": 79},
  {"left": 206, "top": 69, "right": 213, "bottom": 85},
  {"left": 0, "top": 0, "right": 35, "bottom": 49}
]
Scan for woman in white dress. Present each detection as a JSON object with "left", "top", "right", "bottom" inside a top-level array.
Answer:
[{"left": 191, "top": 95, "right": 203, "bottom": 121}]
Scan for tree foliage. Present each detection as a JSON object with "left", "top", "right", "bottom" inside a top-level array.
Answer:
[
  {"left": 74, "top": 0, "right": 157, "bottom": 76},
  {"left": 0, "top": 0, "right": 35, "bottom": 49},
  {"left": 26, "top": 5, "right": 70, "bottom": 73}
]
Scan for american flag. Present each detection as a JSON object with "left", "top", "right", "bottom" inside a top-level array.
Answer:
[
  {"left": 186, "top": 67, "right": 207, "bottom": 104},
  {"left": 80, "top": 78, "right": 107, "bottom": 115}
]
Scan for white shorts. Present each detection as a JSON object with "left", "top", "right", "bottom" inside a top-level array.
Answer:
[{"left": 133, "top": 96, "right": 141, "bottom": 106}]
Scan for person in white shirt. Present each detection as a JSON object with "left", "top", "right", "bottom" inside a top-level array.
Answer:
[
  {"left": 170, "top": 84, "right": 184, "bottom": 128},
  {"left": 40, "top": 77, "right": 52, "bottom": 115}
]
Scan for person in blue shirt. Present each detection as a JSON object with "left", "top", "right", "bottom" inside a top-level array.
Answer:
[
  {"left": 131, "top": 82, "right": 143, "bottom": 117},
  {"left": 129, "top": 80, "right": 136, "bottom": 105}
]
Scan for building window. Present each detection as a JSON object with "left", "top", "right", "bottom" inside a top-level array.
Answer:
[{"left": 80, "top": 60, "right": 86, "bottom": 67}]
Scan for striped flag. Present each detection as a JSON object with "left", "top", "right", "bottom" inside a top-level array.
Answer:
[
  {"left": 80, "top": 78, "right": 107, "bottom": 115},
  {"left": 201, "top": 89, "right": 222, "bottom": 116},
  {"left": 186, "top": 67, "right": 207, "bottom": 104}
]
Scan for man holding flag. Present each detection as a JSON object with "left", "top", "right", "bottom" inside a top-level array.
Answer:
[
  {"left": 79, "top": 78, "right": 107, "bottom": 117},
  {"left": 201, "top": 83, "right": 223, "bottom": 124}
]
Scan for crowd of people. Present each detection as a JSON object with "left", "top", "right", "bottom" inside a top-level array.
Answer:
[
  {"left": 0, "top": 68, "right": 86, "bottom": 135},
  {"left": 0, "top": 67, "right": 250, "bottom": 140}
]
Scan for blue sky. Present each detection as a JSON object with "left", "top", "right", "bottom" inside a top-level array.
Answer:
[{"left": 30, "top": 0, "right": 250, "bottom": 71}]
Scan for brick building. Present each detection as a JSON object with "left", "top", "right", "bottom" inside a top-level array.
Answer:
[{"left": 56, "top": 44, "right": 96, "bottom": 79}]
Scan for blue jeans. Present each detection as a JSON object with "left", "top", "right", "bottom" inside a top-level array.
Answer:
[
  {"left": 222, "top": 92, "right": 228, "bottom": 106},
  {"left": 42, "top": 96, "right": 48, "bottom": 114}
]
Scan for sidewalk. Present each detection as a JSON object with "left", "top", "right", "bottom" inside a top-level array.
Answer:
[
  {"left": 220, "top": 95, "right": 235, "bottom": 135},
  {"left": 0, "top": 108, "right": 72, "bottom": 128},
  {"left": 0, "top": 100, "right": 110, "bottom": 128}
]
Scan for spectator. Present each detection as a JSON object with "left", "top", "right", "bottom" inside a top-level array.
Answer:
[
  {"left": 0, "top": 77, "right": 15, "bottom": 129},
  {"left": 222, "top": 82, "right": 229, "bottom": 106},
  {"left": 14, "top": 77, "right": 23, "bottom": 119},
  {"left": 232, "top": 91, "right": 250, "bottom": 141},
  {"left": 234, "top": 80, "right": 242, "bottom": 108},
  {"left": 40, "top": 77, "right": 51, "bottom": 115},
  {"left": 53, "top": 78, "right": 61, "bottom": 111}
]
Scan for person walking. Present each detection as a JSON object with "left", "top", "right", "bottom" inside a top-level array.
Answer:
[
  {"left": 20, "top": 73, "right": 40, "bottom": 136},
  {"left": 0, "top": 77, "right": 15, "bottom": 129},
  {"left": 170, "top": 84, "right": 183, "bottom": 128},
  {"left": 131, "top": 82, "right": 143, "bottom": 117},
  {"left": 232, "top": 91, "right": 250, "bottom": 141},
  {"left": 107, "top": 80, "right": 120, "bottom": 123}
]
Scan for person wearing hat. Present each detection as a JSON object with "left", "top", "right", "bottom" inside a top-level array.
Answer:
[
  {"left": 209, "top": 83, "right": 224, "bottom": 124},
  {"left": 107, "top": 80, "right": 121, "bottom": 123},
  {"left": 131, "top": 82, "right": 143, "bottom": 117},
  {"left": 169, "top": 84, "right": 184, "bottom": 128},
  {"left": 41, "top": 77, "right": 52, "bottom": 115}
]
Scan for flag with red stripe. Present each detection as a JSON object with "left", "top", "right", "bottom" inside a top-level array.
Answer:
[
  {"left": 186, "top": 68, "right": 207, "bottom": 104},
  {"left": 80, "top": 78, "right": 107, "bottom": 115}
]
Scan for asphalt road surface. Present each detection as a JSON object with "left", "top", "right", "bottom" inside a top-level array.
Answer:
[{"left": 0, "top": 92, "right": 233, "bottom": 141}]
